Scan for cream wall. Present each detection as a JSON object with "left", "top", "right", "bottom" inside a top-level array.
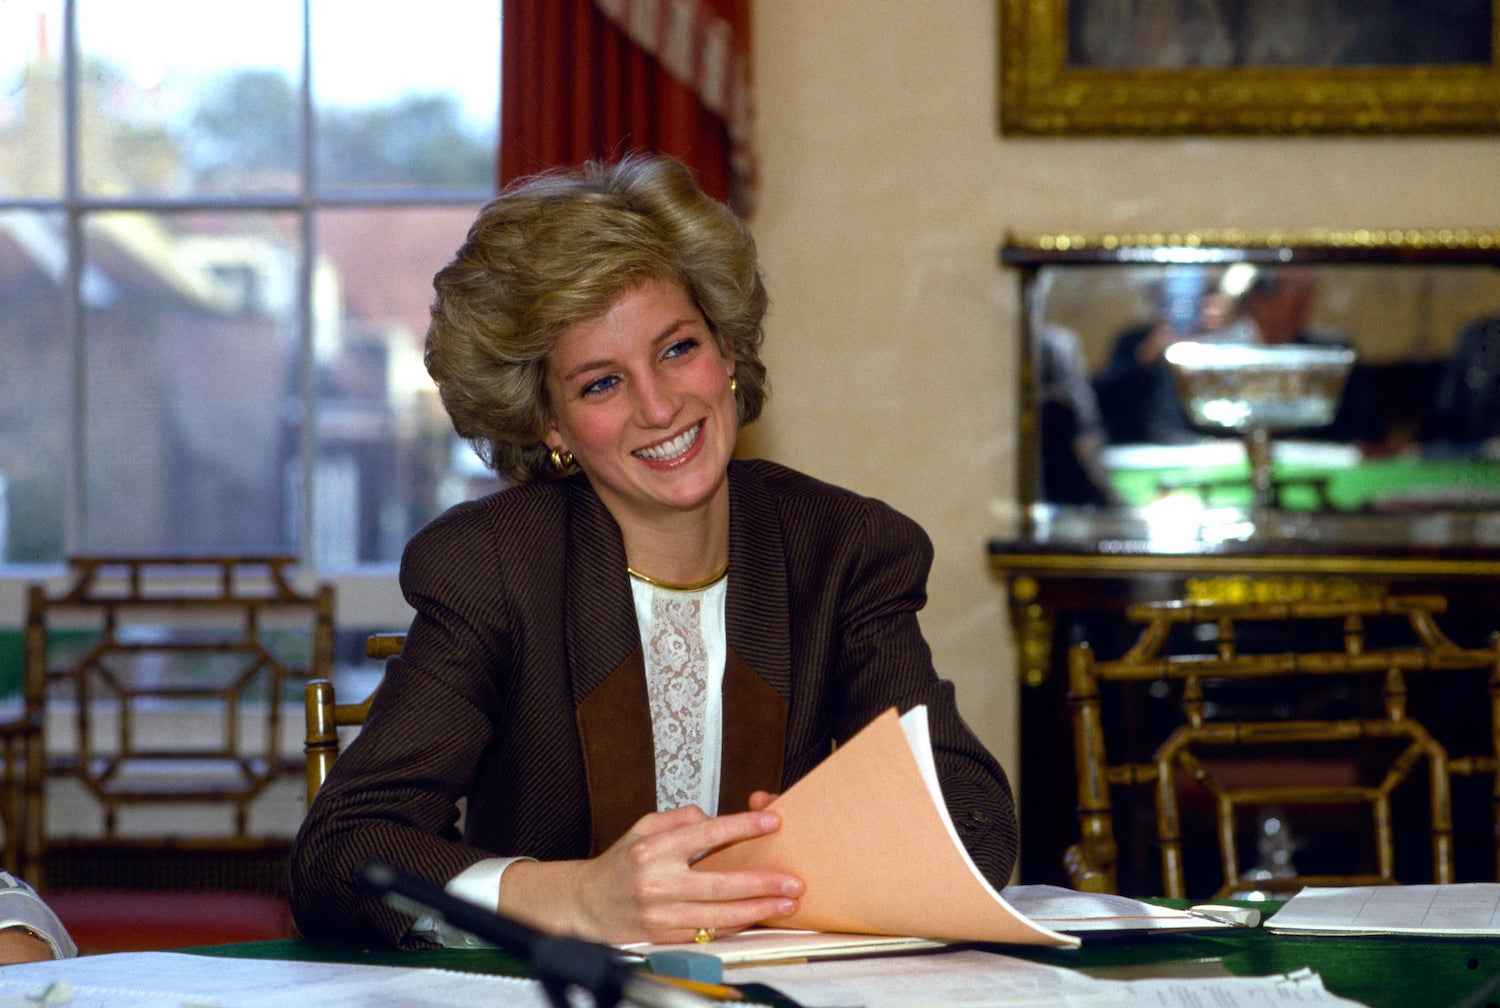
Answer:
[{"left": 746, "top": 0, "right": 1500, "bottom": 815}]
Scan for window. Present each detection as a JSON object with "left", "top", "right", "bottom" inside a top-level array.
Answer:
[{"left": 0, "top": 0, "right": 503, "bottom": 569}]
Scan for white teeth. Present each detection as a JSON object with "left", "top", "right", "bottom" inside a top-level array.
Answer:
[{"left": 635, "top": 423, "right": 700, "bottom": 462}]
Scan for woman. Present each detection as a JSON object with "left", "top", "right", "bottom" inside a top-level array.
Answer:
[{"left": 289, "top": 154, "right": 1018, "bottom": 949}]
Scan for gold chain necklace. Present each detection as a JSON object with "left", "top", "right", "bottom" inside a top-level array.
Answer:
[{"left": 626, "top": 560, "right": 729, "bottom": 593}]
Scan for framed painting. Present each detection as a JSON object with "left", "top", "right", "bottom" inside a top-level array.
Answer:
[{"left": 999, "top": 0, "right": 1500, "bottom": 134}]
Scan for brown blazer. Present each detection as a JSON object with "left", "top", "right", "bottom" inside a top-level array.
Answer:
[{"left": 289, "top": 459, "right": 1019, "bottom": 947}]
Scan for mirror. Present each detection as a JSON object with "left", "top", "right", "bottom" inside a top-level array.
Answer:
[{"left": 1006, "top": 233, "right": 1500, "bottom": 516}]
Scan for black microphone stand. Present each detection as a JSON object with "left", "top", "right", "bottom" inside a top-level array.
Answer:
[{"left": 358, "top": 860, "right": 716, "bottom": 1008}]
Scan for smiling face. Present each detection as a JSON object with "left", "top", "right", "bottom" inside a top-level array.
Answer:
[{"left": 542, "top": 277, "right": 738, "bottom": 534}]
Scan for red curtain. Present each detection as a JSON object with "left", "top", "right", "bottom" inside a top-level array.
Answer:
[{"left": 500, "top": 0, "right": 754, "bottom": 214}]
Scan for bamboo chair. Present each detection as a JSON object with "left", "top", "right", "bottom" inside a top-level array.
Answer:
[
  {"left": 301, "top": 633, "right": 394, "bottom": 804},
  {"left": 22, "top": 554, "right": 334, "bottom": 948},
  {"left": 4, "top": 604, "right": 48, "bottom": 877},
  {"left": 1066, "top": 593, "right": 1500, "bottom": 900},
  {"left": 23, "top": 555, "right": 334, "bottom": 878}
]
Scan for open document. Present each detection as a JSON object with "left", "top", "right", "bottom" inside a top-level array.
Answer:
[
  {"left": 633, "top": 708, "right": 1263, "bottom": 968},
  {"left": 625, "top": 886, "right": 1254, "bottom": 968},
  {"left": 1267, "top": 883, "right": 1500, "bottom": 936},
  {"left": 694, "top": 706, "right": 1078, "bottom": 948}
]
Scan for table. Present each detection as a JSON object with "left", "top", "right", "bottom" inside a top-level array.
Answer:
[{"left": 187, "top": 913, "right": 1500, "bottom": 1008}]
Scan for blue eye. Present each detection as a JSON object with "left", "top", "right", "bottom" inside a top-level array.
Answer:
[
  {"left": 663, "top": 337, "right": 700, "bottom": 360},
  {"left": 581, "top": 375, "right": 619, "bottom": 397}
]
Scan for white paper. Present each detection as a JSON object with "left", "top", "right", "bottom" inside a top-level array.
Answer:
[
  {"left": 0, "top": 951, "right": 552, "bottom": 1008},
  {"left": 729, "top": 948, "right": 1372, "bottom": 1008},
  {"left": 1000, "top": 884, "right": 1243, "bottom": 934},
  {"left": 1267, "top": 883, "right": 1500, "bottom": 936}
]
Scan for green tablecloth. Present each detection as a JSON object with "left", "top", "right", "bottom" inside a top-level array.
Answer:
[{"left": 189, "top": 904, "right": 1500, "bottom": 1008}]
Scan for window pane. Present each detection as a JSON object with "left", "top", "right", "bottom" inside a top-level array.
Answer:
[
  {"left": 311, "top": 0, "right": 498, "bottom": 193},
  {"left": 80, "top": 211, "right": 302, "bottom": 553},
  {"left": 76, "top": 0, "right": 303, "bottom": 197},
  {"left": 0, "top": 1, "right": 63, "bottom": 200},
  {"left": 0, "top": 209, "right": 69, "bottom": 562},
  {"left": 310, "top": 207, "right": 501, "bottom": 566},
  {"left": 1, "top": 1, "right": 503, "bottom": 574}
]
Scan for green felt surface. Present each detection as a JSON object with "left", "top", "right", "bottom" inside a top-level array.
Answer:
[
  {"left": 1003, "top": 903, "right": 1500, "bottom": 1008},
  {"left": 1110, "top": 456, "right": 1500, "bottom": 512},
  {"left": 187, "top": 902, "right": 1500, "bottom": 1008}
]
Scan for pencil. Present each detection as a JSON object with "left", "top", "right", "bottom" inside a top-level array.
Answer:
[{"left": 652, "top": 974, "right": 745, "bottom": 1001}]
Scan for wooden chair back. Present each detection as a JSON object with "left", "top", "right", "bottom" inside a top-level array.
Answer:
[
  {"left": 301, "top": 632, "right": 394, "bottom": 804},
  {"left": 1066, "top": 592, "right": 1500, "bottom": 899},
  {"left": 21, "top": 554, "right": 333, "bottom": 892},
  {"left": 7, "top": 598, "right": 49, "bottom": 877}
]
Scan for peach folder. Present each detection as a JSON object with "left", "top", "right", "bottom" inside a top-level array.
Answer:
[{"left": 695, "top": 706, "right": 1078, "bottom": 949}]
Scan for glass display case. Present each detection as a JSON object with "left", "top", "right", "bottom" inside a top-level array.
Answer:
[{"left": 1006, "top": 230, "right": 1500, "bottom": 523}]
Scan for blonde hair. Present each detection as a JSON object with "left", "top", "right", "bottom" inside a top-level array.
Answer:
[{"left": 425, "top": 154, "right": 768, "bottom": 484}]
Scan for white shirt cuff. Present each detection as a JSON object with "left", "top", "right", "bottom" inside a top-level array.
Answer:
[{"left": 408, "top": 857, "right": 534, "bottom": 948}]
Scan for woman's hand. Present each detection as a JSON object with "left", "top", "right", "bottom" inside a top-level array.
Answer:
[{"left": 500, "top": 805, "right": 803, "bottom": 944}]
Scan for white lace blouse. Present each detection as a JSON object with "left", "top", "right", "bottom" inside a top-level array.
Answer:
[{"left": 631, "top": 573, "right": 727, "bottom": 818}]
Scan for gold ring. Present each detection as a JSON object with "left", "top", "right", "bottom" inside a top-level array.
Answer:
[{"left": 694, "top": 927, "right": 716, "bottom": 943}]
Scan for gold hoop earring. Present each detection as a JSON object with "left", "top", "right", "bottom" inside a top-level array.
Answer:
[
  {"left": 549, "top": 447, "right": 574, "bottom": 471},
  {"left": 729, "top": 376, "right": 738, "bottom": 392}
]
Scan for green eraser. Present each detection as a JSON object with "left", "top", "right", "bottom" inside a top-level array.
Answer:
[{"left": 647, "top": 949, "right": 724, "bottom": 983}]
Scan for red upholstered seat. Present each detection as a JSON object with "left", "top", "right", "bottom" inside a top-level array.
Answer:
[{"left": 45, "top": 890, "right": 294, "bottom": 953}]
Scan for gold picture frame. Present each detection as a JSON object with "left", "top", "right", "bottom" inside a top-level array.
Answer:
[{"left": 999, "top": 0, "right": 1500, "bottom": 135}]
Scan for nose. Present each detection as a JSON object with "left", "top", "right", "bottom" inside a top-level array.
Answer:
[{"left": 633, "top": 372, "right": 679, "bottom": 427}]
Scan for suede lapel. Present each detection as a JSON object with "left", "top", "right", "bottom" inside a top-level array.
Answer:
[
  {"left": 719, "top": 648, "right": 788, "bottom": 812},
  {"left": 576, "top": 648, "right": 656, "bottom": 856}
]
